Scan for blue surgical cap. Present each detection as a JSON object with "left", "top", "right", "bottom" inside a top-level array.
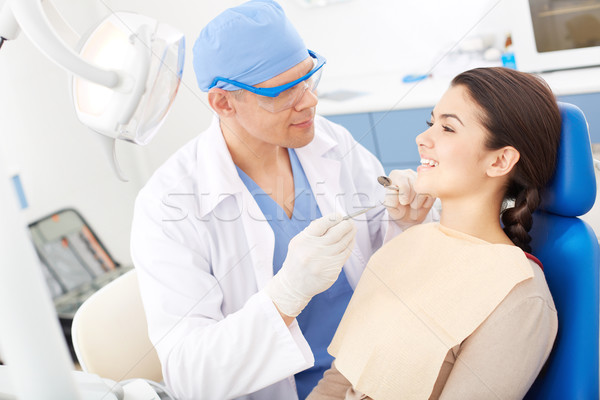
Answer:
[{"left": 193, "top": 0, "right": 309, "bottom": 92}]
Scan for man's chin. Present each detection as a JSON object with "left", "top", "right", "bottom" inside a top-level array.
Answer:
[{"left": 288, "top": 128, "right": 315, "bottom": 149}]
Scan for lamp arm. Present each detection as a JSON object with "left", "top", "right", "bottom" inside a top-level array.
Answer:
[{"left": 8, "top": 0, "right": 123, "bottom": 89}]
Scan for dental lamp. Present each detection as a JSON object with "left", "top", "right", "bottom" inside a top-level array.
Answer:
[
  {"left": 72, "top": 12, "right": 184, "bottom": 147},
  {"left": 0, "top": 0, "right": 184, "bottom": 399},
  {"left": 1, "top": 0, "right": 185, "bottom": 179}
]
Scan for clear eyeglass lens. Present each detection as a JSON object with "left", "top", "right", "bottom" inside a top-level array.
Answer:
[
  {"left": 307, "top": 67, "right": 322, "bottom": 92},
  {"left": 257, "top": 67, "right": 323, "bottom": 113}
]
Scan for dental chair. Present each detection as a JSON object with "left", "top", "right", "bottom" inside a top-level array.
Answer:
[
  {"left": 525, "top": 103, "right": 599, "bottom": 399},
  {"left": 71, "top": 269, "right": 163, "bottom": 383}
]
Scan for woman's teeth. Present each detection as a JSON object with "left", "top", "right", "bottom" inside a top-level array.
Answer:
[{"left": 420, "top": 158, "right": 439, "bottom": 167}]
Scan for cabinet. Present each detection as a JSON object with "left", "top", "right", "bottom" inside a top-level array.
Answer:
[
  {"left": 326, "top": 108, "right": 429, "bottom": 174},
  {"left": 324, "top": 92, "right": 600, "bottom": 174}
]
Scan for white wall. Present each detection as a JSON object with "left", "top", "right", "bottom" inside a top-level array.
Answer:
[
  {"left": 285, "top": 0, "right": 510, "bottom": 77},
  {"left": 0, "top": 0, "right": 551, "bottom": 267}
]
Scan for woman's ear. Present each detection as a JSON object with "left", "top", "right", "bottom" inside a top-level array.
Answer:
[
  {"left": 208, "top": 88, "right": 236, "bottom": 117},
  {"left": 487, "top": 146, "right": 520, "bottom": 177}
]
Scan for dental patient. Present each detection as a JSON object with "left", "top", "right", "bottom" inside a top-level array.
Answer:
[{"left": 307, "top": 67, "right": 561, "bottom": 400}]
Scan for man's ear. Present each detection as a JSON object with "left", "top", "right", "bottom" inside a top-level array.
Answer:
[
  {"left": 487, "top": 146, "right": 520, "bottom": 177},
  {"left": 208, "top": 88, "right": 236, "bottom": 117}
]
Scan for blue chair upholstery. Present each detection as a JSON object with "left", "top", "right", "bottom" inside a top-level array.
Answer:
[{"left": 525, "top": 103, "right": 600, "bottom": 399}]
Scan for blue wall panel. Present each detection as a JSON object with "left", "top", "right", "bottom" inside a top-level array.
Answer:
[{"left": 370, "top": 108, "right": 430, "bottom": 167}]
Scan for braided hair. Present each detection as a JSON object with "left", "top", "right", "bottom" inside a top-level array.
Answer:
[{"left": 451, "top": 68, "right": 561, "bottom": 252}]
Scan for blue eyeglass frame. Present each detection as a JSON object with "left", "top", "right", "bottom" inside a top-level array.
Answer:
[{"left": 208, "top": 50, "right": 326, "bottom": 98}]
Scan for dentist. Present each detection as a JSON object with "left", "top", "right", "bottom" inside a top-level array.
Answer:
[{"left": 130, "top": 1, "right": 435, "bottom": 399}]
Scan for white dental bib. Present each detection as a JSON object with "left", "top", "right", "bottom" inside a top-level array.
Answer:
[{"left": 328, "top": 223, "right": 534, "bottom": 400}]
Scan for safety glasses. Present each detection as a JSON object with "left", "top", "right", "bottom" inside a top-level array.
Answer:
[{"left": 209, "top": 50, "right": 326, "bottom": 113}]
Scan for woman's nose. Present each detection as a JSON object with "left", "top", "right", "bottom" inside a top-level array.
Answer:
[{"left": 416, "top": 127, "right": 433, "bottom": 148}]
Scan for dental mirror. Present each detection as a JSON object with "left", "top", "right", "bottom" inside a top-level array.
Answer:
[{"left": 377, "top": 175, "right": 400, "bottom": 191}]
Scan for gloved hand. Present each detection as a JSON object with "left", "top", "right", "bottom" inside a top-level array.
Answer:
[
  {"left": 265, "top": 213, "right": 357, "bottom": 318},
  {"left": 382, "top": 169, "right": 436, "bottom": 229}
]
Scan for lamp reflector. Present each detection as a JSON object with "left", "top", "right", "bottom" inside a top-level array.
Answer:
[{"left": 72, "top": 12, "right": 184, "bottom": 145}]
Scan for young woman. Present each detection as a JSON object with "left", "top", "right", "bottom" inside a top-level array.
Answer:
[{"left": 307, "top": 67, "right": 561, "bottom": 400}]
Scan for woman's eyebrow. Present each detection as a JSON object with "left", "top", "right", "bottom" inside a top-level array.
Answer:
[{"left": 432, "top": 110, "right": 464, "bottom": 126}]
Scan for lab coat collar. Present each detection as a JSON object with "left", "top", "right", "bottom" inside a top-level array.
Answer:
[
  {"left": 194, "top": 115, "right": 245, "bottom": 219},
  {"left": 295, "top": 116, "right": 342, "bottom": 218}
]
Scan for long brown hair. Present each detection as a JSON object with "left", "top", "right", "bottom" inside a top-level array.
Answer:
[{"left": 451, "top": 67, "right": 561, "bottom": 252}]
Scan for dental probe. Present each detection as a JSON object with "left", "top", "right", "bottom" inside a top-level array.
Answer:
[{"left": 342, "top": 205, "right": 378, "bottom": 220}]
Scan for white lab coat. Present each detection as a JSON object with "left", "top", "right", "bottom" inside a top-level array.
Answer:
[{"left": 130, "top": 115, "right": 404, "bottom": 400}]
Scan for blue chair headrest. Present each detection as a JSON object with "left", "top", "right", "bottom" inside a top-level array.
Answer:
[{"left": 540, "top": 102, "right": 596, "bottom": 217}]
